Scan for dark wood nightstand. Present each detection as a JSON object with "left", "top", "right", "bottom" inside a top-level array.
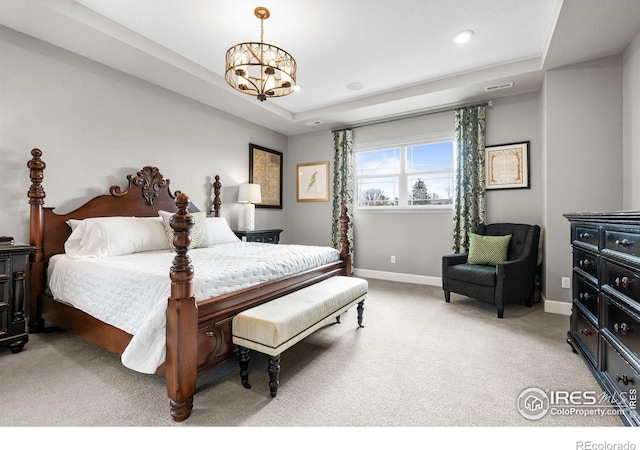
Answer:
[
  {"left": 0, "top": 244, "right": 34, "bottom": 354},
  {"left": 233, "top": 229, "right": 283, "bottom": 244}
]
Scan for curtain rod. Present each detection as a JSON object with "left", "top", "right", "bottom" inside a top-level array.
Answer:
[{"left": 330, "top": 100, "right": 492, "bottom": 133}]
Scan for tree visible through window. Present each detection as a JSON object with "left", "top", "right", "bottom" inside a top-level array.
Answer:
[{"left": 355, "top": 140, "right": 454, "bottom": 209}]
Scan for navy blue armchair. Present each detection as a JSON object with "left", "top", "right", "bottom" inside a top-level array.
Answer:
[{"left": 442, "top": 223, "right": 541, "bottom": 318}]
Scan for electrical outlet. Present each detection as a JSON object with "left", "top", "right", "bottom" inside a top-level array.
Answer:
[
  {"left": 390, "top": 255, "right": 396, "bottom": 263},
  {"left": 561, "top": 277, "right": 571, "bottom": 289}
]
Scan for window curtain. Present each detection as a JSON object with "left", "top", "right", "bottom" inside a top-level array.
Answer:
[
  {"left": 452, "top": 105, "right": 486, "bottom": 253},
  {"left": 331, "top": 129, "right": 354, "bottom": 273}
]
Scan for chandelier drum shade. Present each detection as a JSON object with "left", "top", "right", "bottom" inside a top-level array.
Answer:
[{"left": 225, "top": 7, "right": 297, "bottom": 102}]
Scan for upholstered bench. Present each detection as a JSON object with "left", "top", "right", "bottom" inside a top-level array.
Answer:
[{"left": 231, "top": 275, "right": 368, "bottom": 397}]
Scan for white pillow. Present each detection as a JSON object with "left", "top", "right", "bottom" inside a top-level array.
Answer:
[
  {"left": 64, "top": 216, "right": 170, "bottom": 258},
  {"left": 158, "top": 210, "right": 209, "bottom": 249},
  {"left": 206, "top": 217, "right": 240, "bottom": 245},
  {"left": 66, "top": 219, "right": 83, "bottom": 232}
]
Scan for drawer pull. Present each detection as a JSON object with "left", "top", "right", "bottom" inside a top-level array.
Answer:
[
  {"left": 613, "top": 323, "right": 633, "bottom": 335},
  {"left": 615, "top": 238, "right": 632, "bottom": 248},
  {"left": 579, "top": 328, "right": 593, "bottom": 336},
  {"left": 614, "top": 277, "right": 631, "bottom": 289},
  {"left": 205, "top": 331, "right": 214, "bottom": 337},
  {"left": 579, "top": 233, "right": 591, "bottom": 240},
  {"left": 579, "top": 259, "right": 591, "bottom": 268},
  {"left": 616, "top": 374, "right": 631, "bottom": 386},
  {"left": 579, "top": 292, "right": 592, "bottom": 301}
]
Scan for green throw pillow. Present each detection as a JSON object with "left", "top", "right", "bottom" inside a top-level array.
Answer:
[{"left": 467, "top": 233, "right": 512, "bottom": 265}]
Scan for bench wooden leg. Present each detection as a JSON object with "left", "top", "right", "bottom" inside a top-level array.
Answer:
[
  {"left": 268, "top": 354, "right": 281, "bottom": 398},
  {"left": 238, "top": 346, "right": 251, "bottom": 389},
  {"left": 357, "top": 300, "right": 365, "bottom": 328}
]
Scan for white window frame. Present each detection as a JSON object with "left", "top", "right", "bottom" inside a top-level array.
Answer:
[{"left": 354, "top": 132, "right": 455, "bottom": 212}]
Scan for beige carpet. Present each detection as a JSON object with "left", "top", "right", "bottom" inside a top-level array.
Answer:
[{"left": 0, "top": 279, "right": 630, "bottom": 445}]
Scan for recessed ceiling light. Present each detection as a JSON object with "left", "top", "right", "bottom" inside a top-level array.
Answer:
[
  {"left": 453, "top": 30, "right": 474, "bottom": 44},
  {"left": 347, "top": 82, "right": 364, "bottom": 91}
]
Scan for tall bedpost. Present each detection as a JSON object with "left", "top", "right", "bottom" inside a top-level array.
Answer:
[
  {"left": 165, "top": 192, "right": 198, "bottom": 422},
  {"left": 339, "top": 204, "right": 352, "bottom": 277},
  {"left": 27, "top": 148, "right": 46, "bottom": 332},
  {"left": 212, "top": 175, "right": 221, "bottom": 217}
]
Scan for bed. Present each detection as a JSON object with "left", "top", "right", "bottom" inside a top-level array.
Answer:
[{"left": 26, "top": 148, "right": 351, "bottom": 421}]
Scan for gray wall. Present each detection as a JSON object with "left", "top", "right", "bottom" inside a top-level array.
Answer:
[
  {"left": 624, "top": 30, "right": 640, "bottom": 210},
  {"left": 284, "top": 130, "right": 335, "bottom": 246},
  {"left": 542, "top": 55, "right": 623, "bottom": 304},
  {"left": 0, "top": 27, "right": 287, "bottom": 244}
]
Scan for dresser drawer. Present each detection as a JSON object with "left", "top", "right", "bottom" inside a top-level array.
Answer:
[
  {"left": 574, "top": 225, "right": 599, "bottom": 248},
  {"left": 0, "top": 302, "right": 8, "bottom": 334},
  {"left": 574, "top": 275, "right": 599, "bottom": 319},
  {"left": 574, "top": 248, "right": 598, "bottom": 280},
  {"left": 603, "top": 259, "right": 640, "bottom": 303},
  {"left": 602, "top": 338, "right": 639, "bottom": 406},
  {"left": 605, "top": 228, "right": 640, "bottom": 260},
  {"left": 604, "top": 295, "right": 640, "bottom": 361},
  {"left": 571, "top": 304, "right": 598, "bottom": 360}
]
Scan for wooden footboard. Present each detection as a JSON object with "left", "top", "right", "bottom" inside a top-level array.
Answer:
[{"left": 26, "top": 148, "right": 351, "bottom": 422}]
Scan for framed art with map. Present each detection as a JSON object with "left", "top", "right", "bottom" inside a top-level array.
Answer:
[
  {"left": 249, "top": 143, "right": 283, "bottom": 208},
  {"left": 297, "top": 161, "right": 329, "bottom": 202},
  {"left": 485, "top": 141, "right": 530, "bottom": 190}
]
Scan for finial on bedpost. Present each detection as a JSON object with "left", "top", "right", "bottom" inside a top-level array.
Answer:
[
  {"left": 166, "top": 192, "right": 197, "bottom": 422},
  {"left": 339, "top": 204, "right": 352, "bottom": 277},
  {"left": 27, "top": 148, "right": 46, "bottom": 206},
  {"left": 27, "top": 148, "right": 46, "bottom": 332},
  {"left": 212, "top": 175, "right": 222, "bottom": 217}
]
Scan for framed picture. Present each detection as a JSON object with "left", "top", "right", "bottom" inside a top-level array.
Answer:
[
  {"left": 485, "top": 141, "right": 530, "bottom": 190},
  {"left": 249, "top": 143, "right": 283, "bottom": 209},
  {"left": 297, "top": 161, "right": 329, "bottom": 202}
]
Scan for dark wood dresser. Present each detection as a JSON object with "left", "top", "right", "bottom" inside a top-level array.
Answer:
[
  {"left": 0, "top": 244, "right": 34, "bottom": 354},
  {"left": 233, "top": 229, "right": 282, "bottom": 244},
  {"left": 565, "top": 212, "right": 640, "bottom": 426}
]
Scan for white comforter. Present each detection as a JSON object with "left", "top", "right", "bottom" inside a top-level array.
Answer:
[{"left": 47, "top": 242, "right": 340, "bottom": 373}]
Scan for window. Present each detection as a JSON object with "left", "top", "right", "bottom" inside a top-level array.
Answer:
[{"left": 355, "top": 139, "right": 454, "bottom": 209}]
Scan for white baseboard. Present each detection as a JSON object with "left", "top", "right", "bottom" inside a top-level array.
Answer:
[
  {"left": 542, "top": 297, "right": 572, "bottom": 316},
  {"left": 353, "top": 268, "right": 442, "bottom": 287},
  {"left": 355, "top": 268, "right": 573, "bottom": 316}
]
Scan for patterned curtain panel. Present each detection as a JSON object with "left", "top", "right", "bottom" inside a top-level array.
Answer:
[
  {"left": 452, "top": 105, "right": 487, "bottom": 253},
  {"left": 331, "top": 129, "right": 354, "bottom": 272}
]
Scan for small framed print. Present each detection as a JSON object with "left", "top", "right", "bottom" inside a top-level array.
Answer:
[
  {"left": 485, "top": 141, "right": 530, "bottom": 190},
  {"left": 297, "top": 161, "right": 329, "bottom": 202}
]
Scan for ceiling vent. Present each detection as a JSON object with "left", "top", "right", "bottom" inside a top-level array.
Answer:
[
  {"left": 305, "top": 120, "right": 323, "bottom": 126},
  {"left": 485, "top": 81, "right": 513, "bottom": 92}
]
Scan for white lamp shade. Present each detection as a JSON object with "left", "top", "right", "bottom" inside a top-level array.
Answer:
[{"left": 238, "top": 183, "right": 262, "bottom": 204}]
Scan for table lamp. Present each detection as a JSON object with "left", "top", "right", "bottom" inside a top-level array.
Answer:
[{"left": 238, "top": 183, "right": 262, "bottom": 230}]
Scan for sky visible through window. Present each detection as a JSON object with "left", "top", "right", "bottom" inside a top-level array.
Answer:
[{"left": 356, "top": 140, "right": 454, "bottom": 207}]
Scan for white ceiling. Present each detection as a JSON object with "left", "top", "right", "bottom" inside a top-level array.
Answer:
[{"left": 1, "top": 0, "right": 640, "bottom": 136}]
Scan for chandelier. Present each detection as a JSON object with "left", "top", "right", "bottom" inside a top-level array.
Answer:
[{"left": 225, "top": 7, "right": 297, "bottom": 102}]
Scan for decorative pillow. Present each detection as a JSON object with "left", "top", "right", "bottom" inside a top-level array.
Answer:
[
  {"left": 206, "top": 217, "right": 240, "bottom": 245},
  {"left": 467, "top": 233, "right": 512, "bottom": 265},
  {"left": 64, "top": 216, "right": 170, "bottom": 258},
  {"left": 158, "top": 210, "right": 209, "bottom": 249}
]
